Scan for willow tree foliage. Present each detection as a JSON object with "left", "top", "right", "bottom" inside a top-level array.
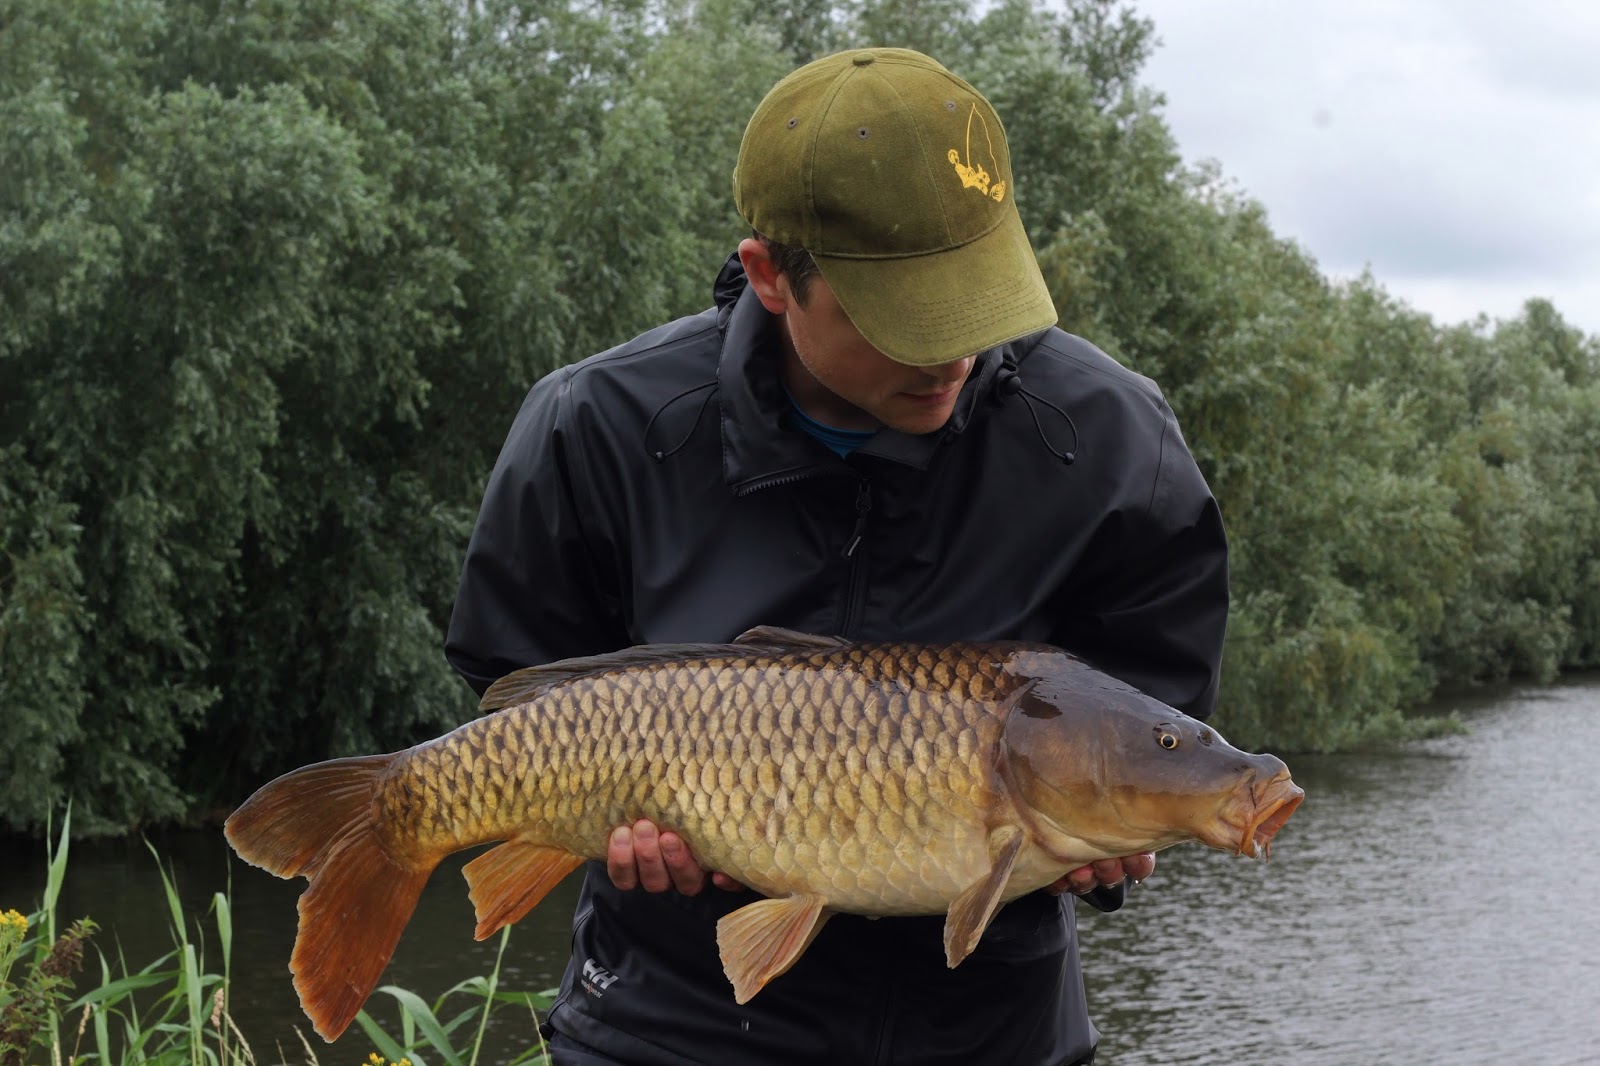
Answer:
[{"left": 3, "top": 0, "right": 1597, "bottom": 833}]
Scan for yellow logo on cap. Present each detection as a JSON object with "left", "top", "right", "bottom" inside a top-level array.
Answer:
[{"left": 948, "top": 104, "right": 1006, "bottom": 203}]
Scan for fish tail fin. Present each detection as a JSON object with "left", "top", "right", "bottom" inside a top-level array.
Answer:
[{"left": 225, "top": 754, "right": 434, "bottom": 1042}]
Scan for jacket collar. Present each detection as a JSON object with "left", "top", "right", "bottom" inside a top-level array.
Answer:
[{"left": 712, "top": 254, "right": 1009, "bottom": 492}]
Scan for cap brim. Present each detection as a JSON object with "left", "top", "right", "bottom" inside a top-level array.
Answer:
[{"left": 811, "top": 208, "right": 1058, "bottom": 365}]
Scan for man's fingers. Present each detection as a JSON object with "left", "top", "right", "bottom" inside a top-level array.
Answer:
[
  {"left": 631, "top": 819, "right": 671, "bottom": 892},
  {"left": 1060, "top": 863, "right": 1100, "bottom": 895},
  {"left": 1052, "top": 852, "right": 1155, "bottom": 896},
  {"left": 608, "top": 819, "right": 737, "bottom": 895},
  {"left": 606, "top": 826, "right": 638, "bottom": 891},
  {"left": 659, "top": 831, "right": 708, "bottom": 896}
]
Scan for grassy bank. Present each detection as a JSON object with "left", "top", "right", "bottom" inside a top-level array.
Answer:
[{"left": 0, "top": 812, "right": 552, "bottom": 1066}]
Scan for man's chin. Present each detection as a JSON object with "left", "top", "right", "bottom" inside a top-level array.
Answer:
[{"left": 882, "top": 405, "right": 958, "bottom": 436}]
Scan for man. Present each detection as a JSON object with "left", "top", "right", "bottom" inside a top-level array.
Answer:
[{"left": 447, "top": 47, "right": 1227, "bottom": 1066}]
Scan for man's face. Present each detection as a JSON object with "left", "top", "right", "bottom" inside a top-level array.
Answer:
[{"left": 772, "top": 270, "right": 976, "bottom": 436}]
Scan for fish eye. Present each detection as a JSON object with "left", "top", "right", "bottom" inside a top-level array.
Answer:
[{"left": 1154, "top": 726, "right": 1180, "bottom": 750}]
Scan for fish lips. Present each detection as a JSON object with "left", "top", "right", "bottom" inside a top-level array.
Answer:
[{"left": 1205, "top": 771, "right": 1304, "bottom": 860}]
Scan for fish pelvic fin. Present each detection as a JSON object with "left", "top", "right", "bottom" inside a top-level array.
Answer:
[
  {"left": 463, "top": 840, "right": 585, "bottom": 940},
  {"left": 943, "top": 824, "right": 1025, "bottom": 968},
  {"left": 224, "top": 754, "right": 433, "bottom": 1043},
  {"left": 716, "top": 894, "right": 831, "bottom": 1004}
]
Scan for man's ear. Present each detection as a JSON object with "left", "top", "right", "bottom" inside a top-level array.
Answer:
[{"left": 737, "top": 237, "right": 791, "bottom": 316}]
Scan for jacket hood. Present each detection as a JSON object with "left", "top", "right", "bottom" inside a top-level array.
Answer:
[{"left": 709, "top": 254, "right": 1069, "bottom": 487}]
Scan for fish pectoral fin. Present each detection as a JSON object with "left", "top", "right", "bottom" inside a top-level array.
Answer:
[
  {"left": 943, "top": 824, "right": 1026, "bottom": 968},
  {"left": 463, "top": 840, "right": 585, "bottom": 940},
  {"left": 716, "top": 894, "right": 832, "bottom": 1004}
]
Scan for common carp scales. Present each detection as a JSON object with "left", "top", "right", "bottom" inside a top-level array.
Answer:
[{"left": 225, "top": 627, "right": 1303, "bottom": 1041}]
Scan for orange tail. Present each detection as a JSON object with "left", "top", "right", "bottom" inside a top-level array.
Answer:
[{"left": 225, "top": 754, "right": 433, "bottom": 1042}]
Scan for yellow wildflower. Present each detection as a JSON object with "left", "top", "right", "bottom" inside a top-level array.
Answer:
[{"left": 0, "top": 909, "right": 27, "bottom": 932}]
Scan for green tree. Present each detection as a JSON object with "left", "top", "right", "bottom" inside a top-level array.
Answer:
[{"left": 4, "top": 0, "right": 1599, "bottom": 832}]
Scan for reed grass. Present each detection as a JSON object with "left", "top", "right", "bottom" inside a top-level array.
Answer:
[{"left": 3, "top": 813, "right": 554, "bottom": 1066}]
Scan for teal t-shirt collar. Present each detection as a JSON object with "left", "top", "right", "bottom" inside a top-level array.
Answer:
[{"left": 782, "top": 385, "right": 878, "bottom": 458}]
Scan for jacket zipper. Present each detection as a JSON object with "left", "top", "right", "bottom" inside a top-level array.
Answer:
[
  {"left": 731, "top": 465, "right": 840, "bottom": 497},
  {"left": 836, "top": 479, "right": 872, "bottom": 637},
  {"left": 734, "top": 468, "right": 872, "bottom": 637}
]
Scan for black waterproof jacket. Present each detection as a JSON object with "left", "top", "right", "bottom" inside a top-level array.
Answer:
[{"left": 445, "top": 255, "right": 1229, "bottom": 1066}]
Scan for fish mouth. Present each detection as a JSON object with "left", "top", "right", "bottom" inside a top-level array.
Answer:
[{"left": 1235, "top": 773, "right": 1304, "bottom": 860}]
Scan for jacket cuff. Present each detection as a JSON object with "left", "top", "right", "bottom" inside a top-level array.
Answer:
[{"left": 1078, "top": 877, "right": 1131, "bottom": 913}]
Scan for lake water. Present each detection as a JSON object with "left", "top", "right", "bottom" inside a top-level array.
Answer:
[
  {"left": 1077, "top": 677, "right": 1600, "bottom": 1065},
  {"left": 3, "top": 679, "right": 1597, "bottom": 1065}
]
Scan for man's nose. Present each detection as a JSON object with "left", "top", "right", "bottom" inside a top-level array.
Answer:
[{"left": 926, "top": 357, "right": 973, "bottom": 384}]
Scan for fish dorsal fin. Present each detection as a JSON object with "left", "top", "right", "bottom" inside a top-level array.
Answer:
[
  {"left": 480, "top": 631, "right": 847, "bottom": 711},
  {"left": 943, "top": 824, "right": 1025, "bottom": 967},
  {"left": 716, "top": 894, "right": 832, "bottom": 1004},
  {"left": 479, "top": 643, "right": 741, "bottom": 711},
  {"left": 732, "top": 626, "right": 849, "bottom": 652}
]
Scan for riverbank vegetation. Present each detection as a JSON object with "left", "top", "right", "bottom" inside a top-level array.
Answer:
[
  {"left": 0, "top": 815, "right": 552, "bottom": 1064},
  {"left": 3, "top": 0, "right": 1597, "bottom": 834}
]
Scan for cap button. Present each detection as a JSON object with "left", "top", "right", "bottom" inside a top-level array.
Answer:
[{"left": 852, "top": 53, "right": 875, "bottom": 66}]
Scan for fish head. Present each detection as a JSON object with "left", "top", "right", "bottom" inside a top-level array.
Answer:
[{"left": 999, "top": 656, "right": 1303, "bottom": 863}]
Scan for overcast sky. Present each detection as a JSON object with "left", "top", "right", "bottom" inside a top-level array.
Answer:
[{"left": 1129, "top": 0, "right": 1600, "bottom": 338}]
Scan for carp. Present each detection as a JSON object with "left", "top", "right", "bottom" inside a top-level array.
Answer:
[{"left": 225, "top": 627, "right": 1303, "bottom": 1041}]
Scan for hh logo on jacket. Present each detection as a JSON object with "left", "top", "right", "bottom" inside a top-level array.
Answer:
[{"left": 582, "top": 957, "right": 620, "bottom": 997}]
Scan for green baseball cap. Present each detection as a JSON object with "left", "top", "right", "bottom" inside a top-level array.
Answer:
[{"left": 733, "top": 48, "right": 1057, "bottom": 366}]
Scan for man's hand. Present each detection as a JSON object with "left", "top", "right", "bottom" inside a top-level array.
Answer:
[
  {"left": 1048, "top": 853, "right": 1156, "bottom": 896},
  {"left": 606, "top": 819, "right": 746, "bottom": 896}
]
